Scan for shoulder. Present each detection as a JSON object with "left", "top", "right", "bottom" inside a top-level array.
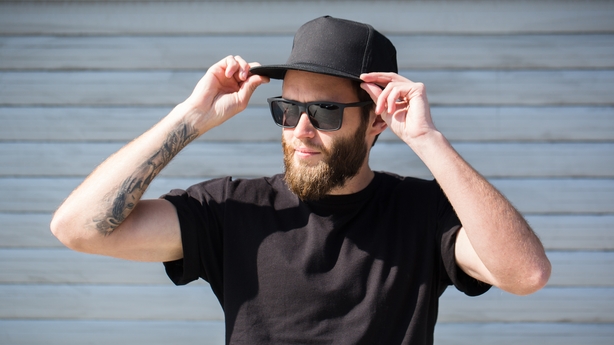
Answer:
[
  {"left": 373, "top": 172, "right": 448, "bottom": 213},
  {"left": 164, "top": 174, "right": 293, "bottom": 205},
  {"left": 375, "top": 171, "right": 442, "bottom": 194}
]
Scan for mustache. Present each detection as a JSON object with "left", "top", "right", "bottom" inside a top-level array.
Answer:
[{"left": 285, "top": 138, "right": 329, "bottom": 155}]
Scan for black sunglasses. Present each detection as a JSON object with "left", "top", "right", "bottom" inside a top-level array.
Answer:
[{"left": 267, "top": 97, "right": 373, "bottom": 131}]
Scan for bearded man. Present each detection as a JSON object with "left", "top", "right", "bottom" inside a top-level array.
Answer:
[{"left": 51, "top": 16, "right": 551, "bottom": 345}]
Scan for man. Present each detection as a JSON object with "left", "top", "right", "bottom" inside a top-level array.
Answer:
[{"left": 51, "top": 16, "right": 551, "bottom": 344}]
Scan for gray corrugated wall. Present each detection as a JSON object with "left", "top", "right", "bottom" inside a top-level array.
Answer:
[{"left": 1, "top": 1, "right": 613, "bottom": 344}]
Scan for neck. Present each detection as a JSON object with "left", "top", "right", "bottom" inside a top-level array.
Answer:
[{"left": 328, "top": 162, "right": 375, "bottom": 196}]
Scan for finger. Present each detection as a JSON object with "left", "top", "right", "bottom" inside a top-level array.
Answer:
[
  {"left": 360, "top": 72, "right": 411, "bottom": 86},
  {"left": 375, "top": 84, "right": 394, "bottom": 115},
  {"left": 360, "top": 82, "right": 383, "bottom": 102},
  {"left": 233, "top": 55, "right": 250, "bottom": 81},
  {"left": 360, "top": 72, "right": 395, "bottom": 82},
  {"left": 224, "top": 55, "right": 240, "bottom": 79},
  {"left": 386, "top": 85, "right": 404, "bottom": 114},
  {"left": 246, "top": 62, "right": 262, "bottom": 78},
  {"left": 251, "top": 73, "right": 270, "bottom": 85},
  {"left": 360, "top": 73, "right": 393, "bottom": 89},
  {"left": 236, "top": 74, "right": 269, "bottom": 108}
]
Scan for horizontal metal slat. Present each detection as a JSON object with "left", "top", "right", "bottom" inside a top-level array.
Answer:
[
  {"left": 439, "top": 287, "right": 614, "bottom": 323},
  {"left": 2, "top": 34, "right": 613, "bottom": 70},
  {"left": 525, "top": 214, "right": 614, "bottom": 251},
  {"left": 435, "top": 323, "right": 614, "bottom": 345},
  {"left": 0, "top": 320, "right": 225, "bottom": 345},
  {"left": 1, "top": 70, "right": 613, "bottom": 106},
  {"left": 1, "top": 1, "right": 613, "bottom": 35},
  {"left": 0, "top": 284, "right": 224, "bottom": 321},
  {"left": 2, "top": 106, "right": 613, "bottom": 143}
]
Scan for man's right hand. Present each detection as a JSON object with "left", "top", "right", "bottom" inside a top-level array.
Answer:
[{"left": 182, "top": 55, "right": 269, "bottom": 135}]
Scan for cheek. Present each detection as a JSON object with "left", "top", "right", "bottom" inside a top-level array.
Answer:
[
  {"left": 282, "top": 129, "right": 292, "bottom": 141},
  {"left": 282, "top": 129, "right": 300, "bottom": 147},
  {"left": 341, "top": 109, "right": 365, "bottom": 133}
]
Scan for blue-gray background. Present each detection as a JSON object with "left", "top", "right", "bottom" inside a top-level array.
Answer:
[{"left": 1, "top": 1, "right": 613, "bottom": 344}]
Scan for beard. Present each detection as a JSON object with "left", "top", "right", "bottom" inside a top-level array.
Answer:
[{"left": 282, "top": 120, "right": 369, "bottom": 201}]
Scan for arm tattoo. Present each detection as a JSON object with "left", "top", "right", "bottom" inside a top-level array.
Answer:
[{"left": 93, "top": 122, "right": 198, "bottom": 236}]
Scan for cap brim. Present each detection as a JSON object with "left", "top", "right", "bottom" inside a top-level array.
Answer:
[{"left": 250, "top": 63, "right": 362, "bottom": 82}]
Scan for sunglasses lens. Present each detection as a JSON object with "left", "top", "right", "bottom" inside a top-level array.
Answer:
[
  {"left": 270, "top": 100, "right": 300, "bottom": 127},
  {"left": 308, "top": 104, "right": 342, "bottom": 130}
]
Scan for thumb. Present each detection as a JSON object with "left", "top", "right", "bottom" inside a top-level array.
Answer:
[{"left": 237, "top": 74, "right": 270, "bottom": 106}]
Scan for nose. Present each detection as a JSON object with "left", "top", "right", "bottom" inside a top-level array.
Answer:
[{"left": 292, "top": 112, "right": 316, "bottom": 139}]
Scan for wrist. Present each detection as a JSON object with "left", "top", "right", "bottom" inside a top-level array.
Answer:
[
  {"left": 170, "top": 101, "right": 215, "bottom": 136},
  {"left": 406, "top": 129, "right": 447, "bottom": 158},
  {"left": 407, "top": 130, "right": 462, "bottom": 174}
]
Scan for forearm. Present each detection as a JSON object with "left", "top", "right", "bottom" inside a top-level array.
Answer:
[
  {"left": 360, "top": 72, "right": 550, "bottom": 293},
  {"left": 410, "top": 131, "right": 551, "bottom": 294},
  {"left": 51, "top": 103, "right": 200, "bottom": 247},
  {"left": 51, "top": 56, "right": 267, "bottom": 258}
]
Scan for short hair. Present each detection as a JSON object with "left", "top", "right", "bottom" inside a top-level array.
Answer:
[{"left": 352, "top": 80, "right": 380, "bottom": 147}]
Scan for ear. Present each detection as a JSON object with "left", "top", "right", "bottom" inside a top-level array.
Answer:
[
  {"left": 368, "top": 113, "right": 388, "bottom": 137},
  {"left": 365, "top": 113, "right": 387, "bottom": 148}
]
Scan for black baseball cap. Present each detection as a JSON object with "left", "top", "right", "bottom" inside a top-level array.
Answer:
[{"left": 250, "top": 16, "right": 398, "bottom": 82}]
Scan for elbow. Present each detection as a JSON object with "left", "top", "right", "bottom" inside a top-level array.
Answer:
[
  {"left": 532, "top": 258, "right": 553, "bottom": 293},
  {"left": 509, "top": 258, "right": 552, "bottom": 296},
  {"left": 50, "top": 210, "right": 88, "bottom": 252}
]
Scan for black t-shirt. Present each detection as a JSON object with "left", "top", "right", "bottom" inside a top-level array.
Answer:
[{"left": 163, "top": 172, "right": 490, "bottom": 344}]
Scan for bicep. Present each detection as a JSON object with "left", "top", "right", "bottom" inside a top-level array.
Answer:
[
  {"left": 454, "top": 226, "right": 496, "bottom": 286},
  {"left": 99, "top": 199, "right": 183, "bottom": 262}
]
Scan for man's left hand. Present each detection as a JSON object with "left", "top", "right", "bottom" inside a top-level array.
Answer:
[{"left": 360, "top": 72, "right": 437, "bottom": 148}]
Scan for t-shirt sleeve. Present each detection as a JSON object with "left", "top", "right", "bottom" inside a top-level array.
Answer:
[
  {"left": 436, "top": 184, "right": 491, "bottom": 297},
  {"left": 160, "top": 181, "right": 225, "bottom": 299}
]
